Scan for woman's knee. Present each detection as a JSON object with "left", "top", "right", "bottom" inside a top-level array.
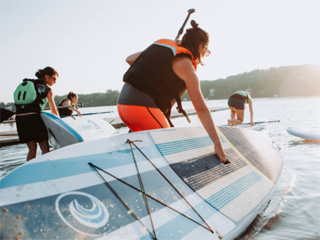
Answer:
[{"left": 237, "top": 118, "right": 244, "bottom": 123}]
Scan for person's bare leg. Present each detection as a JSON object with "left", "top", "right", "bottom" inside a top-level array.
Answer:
[
  {"left": 39, "top": 139, "right": 50, "bottom": 155},
  {"left": 26, "top": 141, "right": 37, "bottom": 161},
  {"left": 228, "top": 109, "right": 244, "bottom": 126},
  {"left": 231, "top": 110, "right": 236, "bottom": 120},
  {"left": 228, "top": 107, "right": 236, "bottom": 126}
]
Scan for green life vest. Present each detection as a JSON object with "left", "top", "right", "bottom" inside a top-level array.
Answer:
[
  {"left": 232, "top": 90, "right": 247, "bottom": 98},
  {"left": 14, "top": 79, "right": 48, "bottom": 111},
  {"left": 14, "top": 80, "right": 37, "bottom": 105},
  {"left": 232, "top": 90, "right": 248, "bottom": 104}
]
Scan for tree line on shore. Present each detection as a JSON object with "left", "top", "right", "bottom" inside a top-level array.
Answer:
[
  {"left": 194, "top": 64, "right": 320, "bottom": 100},
  {"left": 1, "top": 64, "right": 319, "bottom": 110}
]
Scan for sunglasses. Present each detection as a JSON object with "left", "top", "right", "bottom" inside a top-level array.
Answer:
[{"left": 202, "top": 45, "right": 211, "bottom": 57}]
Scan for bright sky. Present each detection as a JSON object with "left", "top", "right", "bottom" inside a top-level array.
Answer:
[{"left": 1, "top": 0, "right": 319, "bottom": 103}]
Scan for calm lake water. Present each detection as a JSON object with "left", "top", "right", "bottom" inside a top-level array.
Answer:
[{"left": 0, "top": 96, "right": 319, "bottom": 240}]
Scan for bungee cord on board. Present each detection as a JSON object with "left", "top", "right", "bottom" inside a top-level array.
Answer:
[
  {"left": 88, "top": 138, "right": 215, "bottom": 239},
  {"left": 126, "top": 139, "right": 214, "bottom": 234}
]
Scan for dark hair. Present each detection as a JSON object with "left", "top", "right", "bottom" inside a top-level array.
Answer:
[
  {"left": 67, "top": 91, "right": 77, "bottom": 100},
  {"left": 179, "top": 20, "right": 209, "bottom": 65},
  {"left": 35, "top": 66, "right": 59, "bottom": 79}
]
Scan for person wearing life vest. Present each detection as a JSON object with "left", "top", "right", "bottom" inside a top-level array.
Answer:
[
  {"left": 14, "top": 66, "right": 59, "bottom": 161},
  {"left": 117, "top": 20, "right": 227, "bottom": 163},
  {"left": 227, "top": 90, "right": 254, "bottom": 126},
  {"left": 58, "top": 91, "right": 82, "bottom": 117}
]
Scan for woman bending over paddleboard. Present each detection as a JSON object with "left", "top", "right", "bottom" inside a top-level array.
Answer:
[
  {"left": 14, "top": 66, "right": 59, "bottom": 161},
  {"left": 117, "top": 20, "right": 227, "bottom": 163},
  {"left": 58, "top": 91, "right": 82, "bottom": 117},
  {"left": 227, "top": 90, "right": 254, "bottom": 126}
]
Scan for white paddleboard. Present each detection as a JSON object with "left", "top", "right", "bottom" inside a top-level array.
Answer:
[
  {"left": 0, "top": 126, "right": 283, "bottom": 240},
  {"left": 41, "top": 112, "right": 115, "bottom": 149},
  {"left": 287, "top": 127, "right": 320, "bottom": 141}
]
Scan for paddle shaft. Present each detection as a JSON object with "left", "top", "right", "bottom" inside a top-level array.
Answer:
[
  {"left": 80, "top": 111, "right": 113, "bottom": 116},
  {"left": 60, "top": 111, "right": 114, "bottom": 118},
  {"left": 44, "top": 102, "right": 83, "bottom": 110},
  {"left": 1, "top": 103, "right": 84, "bottom": 123},
  {"left": 170, "top": 107, "right": 229, "bottom": 119},
  {"left": 175, "top": 9, "right": 195, "bottom": 41},
  {"left": 242, "top": 120, "right": 280, "bottom": 125}
]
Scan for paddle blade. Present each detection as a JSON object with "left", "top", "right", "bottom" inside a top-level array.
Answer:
[{"left": 0, "top": 108, "right": 15, "bottom": 122}]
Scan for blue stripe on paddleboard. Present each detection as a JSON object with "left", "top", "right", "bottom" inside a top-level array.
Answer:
[
  {"left": 156, "top": 136, "right": 225, "bottom": 156},
  {"left": 206, "top": 171, "right": 262, "bottom": 210},
  {"left": 0, "top": 145, "right": 162, "bottom": 189},
  {"left": 42, "top": 112, "right": 84, "bottom": 142}
]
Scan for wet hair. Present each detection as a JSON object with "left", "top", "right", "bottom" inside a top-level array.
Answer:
[
  {"left": 35, "top": 66, "right": 59, "bottom": 79},
  {"left": 67, "top": 91, "right": 77, "bottom": 100},
  {"left": 179, "top": 20, "right": 209, "bottom": 66}
]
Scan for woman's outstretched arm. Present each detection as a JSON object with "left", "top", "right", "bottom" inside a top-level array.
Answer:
[{"left": 172, "top": 57, "right": 227, "bottom": 163}]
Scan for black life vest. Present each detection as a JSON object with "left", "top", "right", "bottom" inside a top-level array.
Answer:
[
  {"left": 123, "top": 39, "right": 197, "bottom": 126},
  {"left": 58, "top": 99, "right": 73, "bottom": 116}
]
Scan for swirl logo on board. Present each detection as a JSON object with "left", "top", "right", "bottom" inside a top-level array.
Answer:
[{"left": 55, "top": 191, "right": 109, "bottom": 237}]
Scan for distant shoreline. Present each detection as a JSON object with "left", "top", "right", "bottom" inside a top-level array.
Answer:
[{"left": 1, "top": 65, "right": 319, "bottom": 109}]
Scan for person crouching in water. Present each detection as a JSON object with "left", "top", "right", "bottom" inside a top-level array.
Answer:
[
  {"left": 117, "top": 20, "right": 227, "bottom": 163},
  {"left": 14, "top": 66, "right": 59, "bottom": 161},
  {"left": 58, "top": 91, "right": 82, "bottom": 117},
  {"left": 227, "top": 90, "right": 254, "bottom": 126}
]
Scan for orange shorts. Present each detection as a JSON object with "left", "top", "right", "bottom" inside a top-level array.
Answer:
[{"left": 117, "top": 104, "right": 170, "bottom": 132}]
